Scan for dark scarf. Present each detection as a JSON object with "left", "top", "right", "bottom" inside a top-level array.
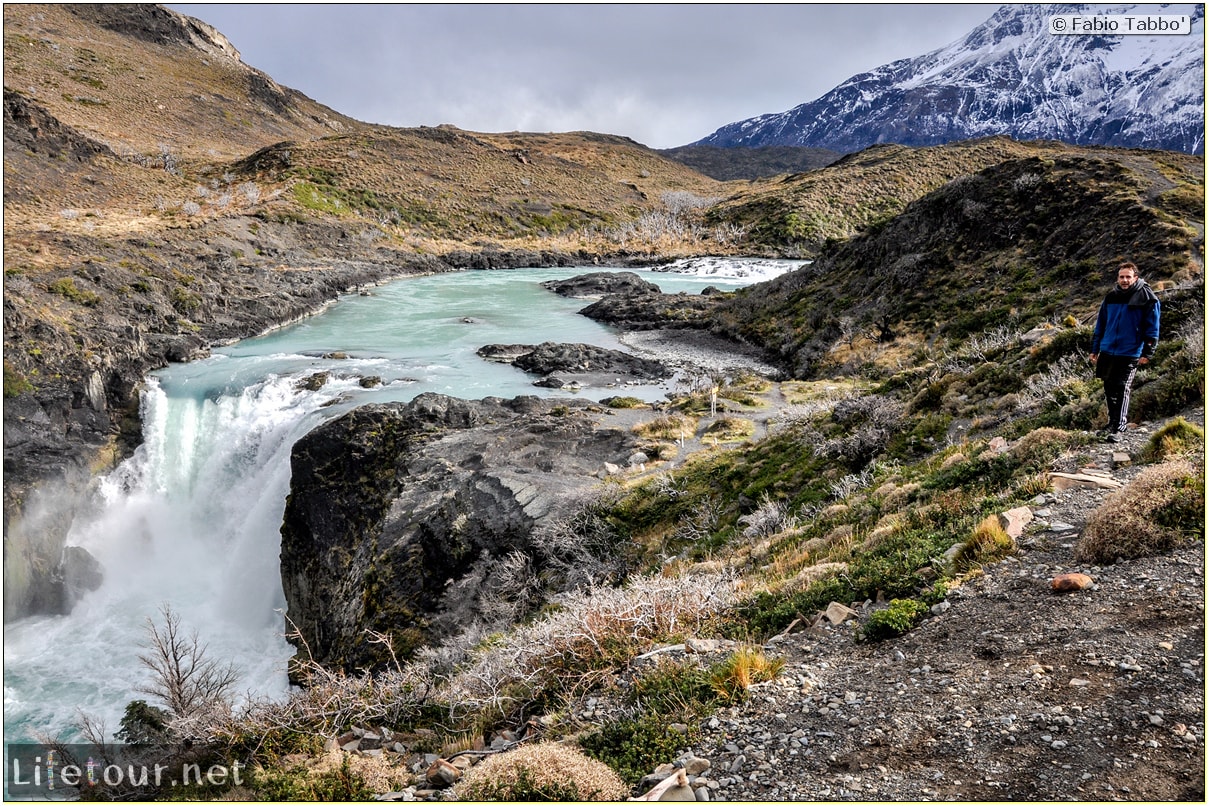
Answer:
[{"left": 1104, "top": 279, "right": 1158, "bottom": 307}]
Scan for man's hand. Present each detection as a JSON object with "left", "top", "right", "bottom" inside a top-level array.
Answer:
[
  {"left": 1138, "top": 357, "right": 1149, "bottom": 366},
  {"left": 1089, "top": 353, "right": 1098, "bottom": 363}
]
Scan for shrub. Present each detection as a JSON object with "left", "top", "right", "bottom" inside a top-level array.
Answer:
[
  {"left": 1139, "top": 417, "right": 1204, "bottom": 463},
  {"left": 3, "top": 361, "right": 34, "bottom": 398},
  {"left": 601, "top": 396, "right": 645, "bottom": 409},
  {"left": 860, "top": 598, "right": 927, "bottom": 641},
  {"left": 47, "top": 277, "right": 100, "bottom": 306},
  {"left": 453, "top": 742, "right": 629, "bottom": 801},
  {"left": 579, "top": 715, "right": 690, "bottom": 787},
  {"left": 1074, "top": 459, "right": 1204, "bottom": 564},
  {"left": 170, "top": 285, "right": 202, "bottom": 314},
  {"left": 629, "top": 657, "right": 715, "bottom": 715},
  {"left": 248, "top": 752, "right": 374, "bottom": 801},
  {"left": 115, "top": 700, "right": 169, "bottom": 745},
  {"left": 704, "top": 416, "right": 755, "bottom": 443},
  {"left": 1010, "top": 427, "right": 1073, "bottom": 469},
  {"left": 952, "top": 515, "right": 1016, "bottom": 573}
]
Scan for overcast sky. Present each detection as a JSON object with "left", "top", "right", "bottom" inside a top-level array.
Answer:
[{"left": 169, "top": 3, "right": 1000, "bottom": 149}]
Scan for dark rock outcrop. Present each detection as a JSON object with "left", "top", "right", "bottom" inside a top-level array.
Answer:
[
  {"left": 279, "top": 393, "right": 640, "bottom": 673},
  {"left": 540, "top": 271, "right": 661, "bottom": 298},
  {"left": 578, "top": 290, "right": 726, "bottom": 330},
  {"left": 477, "top": 342, "right": 671, "bottom": 382}
]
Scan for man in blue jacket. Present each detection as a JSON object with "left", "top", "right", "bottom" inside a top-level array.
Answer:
[{"left": 1089, "top": 261, "right": 1161, "bottom": 443}]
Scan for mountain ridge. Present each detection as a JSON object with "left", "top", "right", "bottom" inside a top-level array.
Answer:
[{"left": 695, "top": 3, "right": 1205, "bottom": 154}]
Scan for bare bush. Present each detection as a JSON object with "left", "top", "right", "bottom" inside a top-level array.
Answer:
[
  {"left": 1013, "top": 172, "right": 1042, "bottom": 192},
  {"left": 443, "top": 572, "right": 738, "bottom": 720},
  {"left": 817, "top": 395, "right": 906, "bottom": 466},
  {"left": 182, "top": 201, "right": 201, "bottom": 216},
  {"left": 1176, "top": 318, "right": 1204, "bottom": 361},
  {"left": 532, "top": 486, "right": 628, "bottom": 590},
  {"left": 137, "top": 605, "right": 238, "bottom": 728},
  {"left": 830, "top": 467, "right": 874, "bottom": 500},
  {"left": 740, "top": 494, "right": 796, "bottom": 539},
  {"left": 159, "top": 144, "right": 180, "bottom": 175},
  {"left": 661, "top": 190, "right": 719, "bottom": 215},
  {"left": 963, "top": 325, "right": 1023, "bottom": 362},
  {"left": 711, "top": 222, "right": 747, "bottom": 244},
  {"left": 238, "top": 181, "right": 261, "bottom": 205},
  {"left": 1015, "top": 353, "right": 1087, "bottom": 411},
  {"left": 671, "top": 495, "right": 723, "bottom": 549}
]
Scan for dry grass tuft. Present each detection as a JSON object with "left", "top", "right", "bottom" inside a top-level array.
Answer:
[
  {"left": 633, "top": 414, "right": 698, "bottom": 441},
  {"left": 1074, "top": 459, "right": 1204, "bottom": 564},
  {"left": 953, "top": 515, "right": 1016, "bottom": 572},
  {"left": 452, "top": 742, "right": 629, "bottom": 802},
  {"left": 1139, "top": 417, "right": 1204, "bottom": 464}
]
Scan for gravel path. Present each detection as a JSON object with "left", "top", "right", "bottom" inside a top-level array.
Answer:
[{"left": 677, "top": 408, "right": 1206, "bottom": 802}]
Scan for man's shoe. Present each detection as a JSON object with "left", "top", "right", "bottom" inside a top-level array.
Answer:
[{"left": 1105, "top": 433, "right": 1120, "bottom": 443}]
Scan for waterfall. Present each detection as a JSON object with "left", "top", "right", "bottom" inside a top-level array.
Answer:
[{"left": 1, "top": 368, "right": 363, "bottom": 742}]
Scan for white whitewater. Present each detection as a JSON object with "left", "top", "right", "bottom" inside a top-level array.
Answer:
[{"left": 2, "top": 263, "right": 797, "bottom": 742}]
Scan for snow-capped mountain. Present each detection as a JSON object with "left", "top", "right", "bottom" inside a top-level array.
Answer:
[{"left": 695, "top": 3, "right": 1204, "bottom": 154}]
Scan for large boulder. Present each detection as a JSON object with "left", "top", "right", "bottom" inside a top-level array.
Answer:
[
  {"left": 540, "top": 271, "right": 661, "bottom": 298},
  {"left": 279, "top": 393, "right": 640, "bottom": 673},
  {"left": 477, "top": 342, "right": 672, "bottom": 382},
  {"left": 578, "top": 291, "right": 724, "bottom": 330}
]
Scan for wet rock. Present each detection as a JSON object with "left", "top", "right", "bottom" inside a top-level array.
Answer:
[{"left": 296, "top": 371, "right": 329, "bottom": 391}]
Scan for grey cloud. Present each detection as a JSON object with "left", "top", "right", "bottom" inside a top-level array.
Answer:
[{"left": 170, "top": 3, "right": 998, "bottom": 148}]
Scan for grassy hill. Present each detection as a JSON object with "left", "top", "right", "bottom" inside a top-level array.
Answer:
[{"left": 710, "top": 147, "right": 1205, "bottom": 378}]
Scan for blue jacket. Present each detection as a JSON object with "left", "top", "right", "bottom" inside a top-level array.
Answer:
[{"left": 1092, "top": 280, "right": 1160, "bottom": 359}]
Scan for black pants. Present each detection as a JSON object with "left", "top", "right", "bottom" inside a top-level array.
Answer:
[{"left": 1095, "top": 354, "right": 1138, "bottom": 433}]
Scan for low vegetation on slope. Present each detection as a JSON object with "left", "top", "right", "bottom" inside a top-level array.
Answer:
[{"left": 710, "top": 148, "right": 1204, "bottom": 379}]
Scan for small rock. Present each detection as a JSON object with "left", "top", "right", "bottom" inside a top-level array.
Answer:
[
  {"left": 425, "top": 758, "right": 460, "bottom": 787},
  {"left": 998, "top": 506, "right": 1033, "bottom": 538},
  {"left": 823, "top": 601, "right": 858, "bottom": 625},
  {"left": 1051, "top": 573, "right": 1094, "bottom": 592}
]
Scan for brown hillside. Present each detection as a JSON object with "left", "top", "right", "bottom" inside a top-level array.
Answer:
[
  {"left": 705, "top": 137, "right": 1182, "bottom": 256},
  {"left": 3, "top": 3, "right": 360, "bottom": 160}
]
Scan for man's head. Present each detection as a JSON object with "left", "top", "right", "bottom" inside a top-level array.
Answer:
[{"left": 1116, "top": 262, "right": 1138, "bottom": 290}]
